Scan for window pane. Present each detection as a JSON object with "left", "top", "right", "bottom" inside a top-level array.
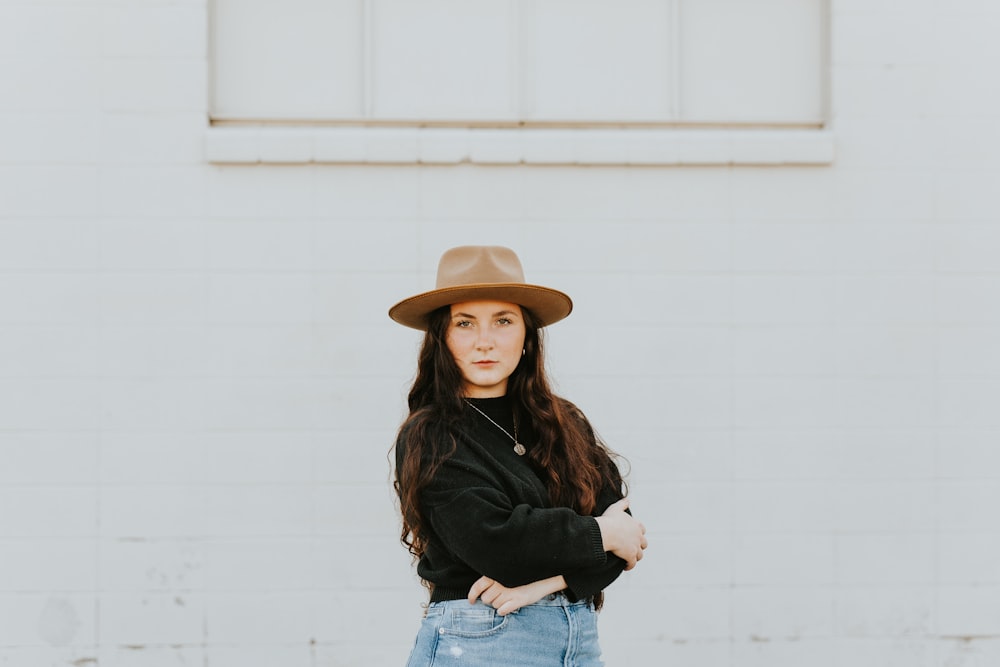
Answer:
[
  {"left": 526, "top": 0, "right": 674, "bottom": 121},
  {"left": 679, "top": 0, "right": 825, "bottom": 123},
  {"left": 370, "top": 0, "right": 515, "bottom": 120},
  {"left": 212, "top": 0, "right": 364, "bottom": 120},
  {"left": 211, "top": 0, "right": 827, "bottom": 127}
]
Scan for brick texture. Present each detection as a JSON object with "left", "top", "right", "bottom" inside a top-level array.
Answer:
[{"left": 2, "top": 2, "right": 1000, "bottom": 666}]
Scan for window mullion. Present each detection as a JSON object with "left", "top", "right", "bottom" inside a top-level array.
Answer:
[
  {"left": 509, "top": 0, "right": 520, "bottom": 120},
  {"left": 517, "top": 0, "right": 535, "bottom": 120},
  {"left": 671, "top": 0, "right": 681, "bottom": 121},
  {"left": 362, "top": 0, "right": 374, "bottom": 119}
]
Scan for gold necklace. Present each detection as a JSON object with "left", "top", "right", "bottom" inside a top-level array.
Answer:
[{"left": 464, "top": 400, "right": 527, "bottom": 456}]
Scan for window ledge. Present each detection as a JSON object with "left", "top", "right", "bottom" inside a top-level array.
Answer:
[{"left": 205, "top": 126, "right": 834, "bottom": 166}]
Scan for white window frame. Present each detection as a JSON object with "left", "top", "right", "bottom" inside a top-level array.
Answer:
[{"left": 205, "top": 0, "right": 834, "bottom": 166}]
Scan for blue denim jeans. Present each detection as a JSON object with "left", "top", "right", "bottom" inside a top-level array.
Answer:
[{"left": 405, "top": 593, "right": 604, "bottom": 667}]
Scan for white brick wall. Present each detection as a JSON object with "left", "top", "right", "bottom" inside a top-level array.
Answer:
[{"left": 2, "top": 2, "right": 1000, "bottom": 666}]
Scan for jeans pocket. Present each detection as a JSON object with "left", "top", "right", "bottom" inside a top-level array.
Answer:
[{"left": 440, "top": 607, "right": 508, "bottom": 638}]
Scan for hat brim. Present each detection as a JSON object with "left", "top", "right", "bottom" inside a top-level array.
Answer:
[{"left": 388, "top": 283, "right": 573, "bottom": 331}]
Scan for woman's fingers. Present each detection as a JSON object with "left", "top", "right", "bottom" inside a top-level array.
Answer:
[
  {"left": 605, "top": 497, "right": 629, "bottom": 514},
  {"left": 598, "top": 498, "right": 648, "bottom": 570},
  {"left": 467, "top": 576, "right": 495, "bottom": 604},
  {"left": 497, "top": 599, "right": 519, "bottom": 616},
  {"left": 624, "top": 512, "right": 648, "bottom": 570},
  {"left": 481, "top": 587, "right": 501, "bottom": 605}
]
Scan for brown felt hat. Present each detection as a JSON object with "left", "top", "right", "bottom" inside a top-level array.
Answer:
[{"left": 389, "top": 246, "right": 573, "bottom": 331}]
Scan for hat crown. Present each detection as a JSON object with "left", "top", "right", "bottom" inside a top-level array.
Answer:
[{"left": 436, "top": 246, "right": 525, "bottom": 289}]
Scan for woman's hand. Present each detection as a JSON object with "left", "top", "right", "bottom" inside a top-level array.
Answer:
[
  {"left": 467, "top": 575, "right": 566, "bottom": 616},
  {"left": 594, "top": 498, "right": 647, "bottom": 570}
]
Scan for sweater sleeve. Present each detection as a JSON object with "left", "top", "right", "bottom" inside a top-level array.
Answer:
[
  {"left": 561, "top": 480, "right": 629, "bottom": 600},
  {"left": 422, "top": 457, "right": 608, "bottom": 587},
  {"left": 563, "top": 556, "right": 627, "bottom": 601}
]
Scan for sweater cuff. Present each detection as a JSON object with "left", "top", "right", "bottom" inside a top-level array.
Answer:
[{"left": 585, "top": 516, "right": 608, "bottom": 565}]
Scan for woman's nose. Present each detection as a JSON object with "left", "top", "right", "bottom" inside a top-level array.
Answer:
[{"left": 474, "top": 330, "right": 494, "bottom": 349}]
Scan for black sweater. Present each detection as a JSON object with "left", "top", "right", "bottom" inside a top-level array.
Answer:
[{"left": 396, "top": 396, "right": 627, "bottom": 603}]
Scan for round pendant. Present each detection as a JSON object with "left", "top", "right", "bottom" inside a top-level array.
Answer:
[{"left": 513, "top": 443, "right": 526, "bottom": 456}]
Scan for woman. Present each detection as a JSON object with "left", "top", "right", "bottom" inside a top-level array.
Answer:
[{"left": 389, "top": 246, "right": 647, "bottom": 667}]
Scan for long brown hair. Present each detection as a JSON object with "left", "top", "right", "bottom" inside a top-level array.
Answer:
[{"left": 393, "top": 304, "right": 624, "bottom": 574}]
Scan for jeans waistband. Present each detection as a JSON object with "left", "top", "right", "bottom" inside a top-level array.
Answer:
[
  {"left": 429, "top": 589, "right": 591, "bottom": 608},
  {"left": 526, "top": 592, "right": 589, "bottom": 607}
]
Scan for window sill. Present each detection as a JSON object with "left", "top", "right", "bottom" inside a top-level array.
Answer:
[{"left": 204, "top": 126, "right": 834, "bottom": 166}]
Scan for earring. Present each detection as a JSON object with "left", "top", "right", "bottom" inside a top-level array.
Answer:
[{"left": 522, "top": 348, "right": 526, "bottom": 356}]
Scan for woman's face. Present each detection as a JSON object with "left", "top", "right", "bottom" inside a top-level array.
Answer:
[{"left": 445, "top": 300, "right": 527, "bottom": 398}]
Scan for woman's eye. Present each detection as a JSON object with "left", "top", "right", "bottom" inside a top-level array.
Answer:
[
  {"left": 455, "top": 320, "right": 472, "bottom": 328},
  {"left": 497, "top": 317, "right": 512, "bottom": 325}
]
